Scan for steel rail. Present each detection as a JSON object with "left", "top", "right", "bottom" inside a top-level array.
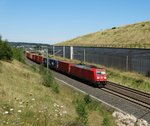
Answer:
[
  {"left": 107, "top": 81, "right": 150, "bottom": 98},
  {"left": 103, "top": 81, "right": 150, "bottom": 110}
]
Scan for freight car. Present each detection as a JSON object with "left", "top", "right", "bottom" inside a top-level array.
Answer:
[
  {"left": 43, "top": 58, "right": 59, "bottom": 70},
  {"left": 26, "top": 52, "right": 43, "bottom": 64},
  {"left": 26, "top": 51, "right": 35, "bottom": 60},
  {"left": 34, "top": 54, "right": 44, "bottom": 64},
  {"left": 57, "top": 60, "right": 75, "bottom": 74}
]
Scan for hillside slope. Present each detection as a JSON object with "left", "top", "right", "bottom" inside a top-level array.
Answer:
[
  {"left": 0, "top": 60, "right": 116, "bottom": 126},
  {"left": 56, "top": 21, "right": 150, "bottom": 48}
]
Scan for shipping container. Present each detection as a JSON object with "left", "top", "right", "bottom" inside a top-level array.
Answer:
[{"left": 58, "top": 61, "right": 75, "bottom": 74}]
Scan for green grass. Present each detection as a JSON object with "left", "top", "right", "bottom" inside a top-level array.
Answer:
[
  {"left": 0, "top": 60, "right": 117, "bottom": 126},
  {"left": 56, "top": 21, "right": 150, "bottom": 48}
]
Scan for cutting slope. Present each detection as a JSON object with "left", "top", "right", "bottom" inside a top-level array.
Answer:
[{"left": 56, "top": 21, "right": 150, "bottom": 48}]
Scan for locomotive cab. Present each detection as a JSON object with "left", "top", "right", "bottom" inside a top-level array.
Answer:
[{"left": 95, "top": 69, "right": 107, "bottom": 86}]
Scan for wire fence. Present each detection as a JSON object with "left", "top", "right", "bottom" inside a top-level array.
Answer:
[{"left": 49, "top": 46, "right": 150, "bottom": 76}]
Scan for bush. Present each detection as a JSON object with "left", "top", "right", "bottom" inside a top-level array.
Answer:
[
  {"left": 102, "top": 115, "right": 111, "bottom": 126},
  {"left": 86, "top": 100, "right": 99, "bottom": 111},
  {"left": 74, "top": 94, "right": 116, "bottom": 126},
  {"left": 0, "top": 40, "right": 13, "bottom": 60},
  {"left": 51, "top": 82, "right": 59, "bottom": 93},
  {"left": 135, "top": 79, "right": 144, "bottom": 84},
  {"left": 112, "top": 27, "right": 116, "bottom": 29},
  {"left": 0, "top": 37, "right": 24, "bottom": 62},
  {"left": 75, "top": 100, "right": 88, "bottom": 125},
  {"left": 12, "top": 47, "right": 25, "bottom": 63},
  {"left": 39, "top": 65, "right": 59, "bottom": 93},
  {"left": 84, "top": 94, "right": 92, "bottom": 104},
  {"left": 42, "top": 71, "right": 54, "bottom": 87}
]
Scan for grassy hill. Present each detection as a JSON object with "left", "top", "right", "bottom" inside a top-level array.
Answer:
[
  {"left": 0, "top": 60, "right": 116, "bottom": 126},
  {"left": 56, "top": 21, "right": 150, "bottom": 48}
]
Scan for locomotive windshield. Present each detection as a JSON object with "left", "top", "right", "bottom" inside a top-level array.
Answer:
[{"left": 96, "top": 71, "right": 106, "bottom": 75}]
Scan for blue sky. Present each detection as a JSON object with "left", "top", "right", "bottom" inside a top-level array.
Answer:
[{"left": 0, "top": 0, "right": 150, "bottom": 44}]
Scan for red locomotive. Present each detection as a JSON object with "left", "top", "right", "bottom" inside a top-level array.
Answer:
[{"left": 70, "top": 64, "right": 107, "bottom": 87}]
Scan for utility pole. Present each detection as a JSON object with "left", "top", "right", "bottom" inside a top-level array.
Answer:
[
  {"left": 83, "top": 48, "right": 85, "bottom": 63},
  {"left": 53, "top": 46, "right": 55, "bottom": 56},
  {"left": 63, "top": 46, "right": 65, "bottom": 58},
  {"left": 47, "top": 47, "right": 49, "bottom": 72},
  {"left": 126, "top": 55, "right": 128, "bottom": 71},
  {"left": 70, "top": 46, "right": 73, "bottom": 60}
]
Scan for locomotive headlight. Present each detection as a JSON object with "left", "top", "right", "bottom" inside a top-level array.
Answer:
[
  {"left": 104, "top": 76, "right": 107, "bottom": 79},
  {"left": 97, "top": 77, "right": 100, "bottom": 79}
]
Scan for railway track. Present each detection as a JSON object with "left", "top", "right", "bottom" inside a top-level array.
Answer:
[
  {"left": 25, "top": 56, "right": 150, "bottom": 110},
  {"left": 102, "top": 81, "right": 150, "bottom": 110}
]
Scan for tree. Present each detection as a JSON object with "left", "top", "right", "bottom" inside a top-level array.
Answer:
[{"left": 0, "top": 40, "right": 13, "bottom": 60}]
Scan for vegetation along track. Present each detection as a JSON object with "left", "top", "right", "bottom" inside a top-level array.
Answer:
[{"left": 102, "top": 81, "right": 150, "bottom": 110}]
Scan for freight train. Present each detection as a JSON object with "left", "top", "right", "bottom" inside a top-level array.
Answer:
[{"left": 25, "top": 51, "right": 107, "bottom": 87}]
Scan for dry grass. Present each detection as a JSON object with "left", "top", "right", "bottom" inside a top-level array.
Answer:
[
  {"left": 0, "top": 60, "right": 74, "bottom": 125},
  {"left": 0, "top": 60, "right": 116, "bottom": 126},
  {"left": 106, "top": 67, "right": 150, "bottom": 93},
  {"left": 56, "top": 21, "right": 150, "bottom": 48}
]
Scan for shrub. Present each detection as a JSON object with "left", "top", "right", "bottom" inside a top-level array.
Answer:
[
  {"left": 84, "top": 94, "right": 92, "bottom": 104},
  {"left": 135, "top": 79, "right": 144, "bottom": 84},
  {"left": 86, "top": 100, "right": 99, "bottom": 111},
  {"left": 42, "top": 71, "right": 54, "bottom": 87},
  {"left": 0, "top": 40, "right": 13, "bottom": 60},
  {"left": 102, "top": 115, "right": 111, "bottom": 126},
  {"left": 141, "top": 24, "right": 145, "bottom": 27},
  {"left": 75, "top": 100, "right": 88, "bottom": 125},
  {"left": 43, "top": 73, "right": 59, "bottom": 93},
  {"left": 51, "top": 82, "right": 59, "bottom": 93},
  {"left": 0, "top": 37, "right": 25, "bottom": 62},
  {"left": 112, "top": 27, "right": 116, "bottom": 29},
  {"left": 12, "top": 47, "right": 25, "bottom": 63},
  {"left": 39, "top": 65, "right": 59, "bottom": 93}
]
